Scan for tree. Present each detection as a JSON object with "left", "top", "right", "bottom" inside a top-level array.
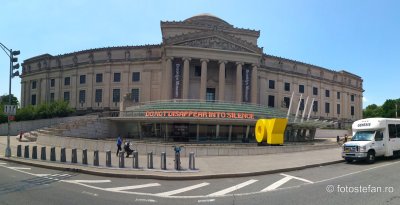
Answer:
[
  {"left": 363, "top": 104, "right": 383, "bottom": 118},
  {"left": 0, "top": 94, "right": 19, "bottom": 106},
  {"left": 363, "top": 98, "right": 400, "bottom": 118}
]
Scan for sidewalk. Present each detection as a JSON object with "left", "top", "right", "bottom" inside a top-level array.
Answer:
[{"left": 0, "top": 135, "right": 343, "bottom": 180}]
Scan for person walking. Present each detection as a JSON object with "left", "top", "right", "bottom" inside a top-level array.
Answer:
[
  {"left": 344, "top": 134, "right": 348, "bottom": 143},
  {"left": 116, "top": 135, "right": 122, "bottom": 156}
]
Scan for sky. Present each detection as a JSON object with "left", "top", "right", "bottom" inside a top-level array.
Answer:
[{"left": 0, "top": 0, "right": 399, "bottom": 108}]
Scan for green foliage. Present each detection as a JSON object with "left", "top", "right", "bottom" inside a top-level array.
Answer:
[
  {"left": 0, "top": 94, "right": 19, "bottom": 106},
  {"left": 363, "top": 98, "right": 400, "bottom": 118},
  {"left": 14, "top": 101, "right": 74, "bottom": 122},
  {"left": 0, "top": 110, "right": 7, "bottom": 124}
]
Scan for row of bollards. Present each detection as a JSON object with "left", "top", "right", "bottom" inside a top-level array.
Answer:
[{"left": 16, "top": 145, "right": 196, "bottom": 170}]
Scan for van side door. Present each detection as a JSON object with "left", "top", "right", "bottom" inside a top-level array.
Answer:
[{"left": 374, "top": 130, "right": 385, "bottom": 156}]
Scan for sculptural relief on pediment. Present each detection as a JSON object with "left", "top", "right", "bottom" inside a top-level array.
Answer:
[{"left": 175, "top": 36, "right": 253, "bottom": 53}]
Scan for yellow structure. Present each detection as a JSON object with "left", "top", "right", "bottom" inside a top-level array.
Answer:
[{"left": 255, "top": 118, "right": 288, "bottom": 145}]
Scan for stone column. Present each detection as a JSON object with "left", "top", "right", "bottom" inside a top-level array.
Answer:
[
  {"left": 182, "top": 57, "right": 191, "bottom": 99},
  {"left": 200, "top": 59, "right": 209, "bottom": 101},
  {"left": 164, "top": 57, "right": 173, "bottom": 100},
  {"left": 20, "top": 81, "right": 26, "bottom": 108},
  {"left": 236, "top": 62, "right": 243, "bottom": 103},
  {"left": 218, "top": 60, "right": 226, "bottom": 102},
  {"left": 251, "top": 64, "right": 258, "bottom": 104}
]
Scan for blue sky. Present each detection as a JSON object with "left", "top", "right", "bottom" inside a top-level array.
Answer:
[{"left": 0, "top": 0, "right": 399, "bottom": 108}]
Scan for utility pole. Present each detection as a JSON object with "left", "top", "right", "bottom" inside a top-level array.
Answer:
[{"left": 0, "top": 42, "right": 20, "bottom": 157}]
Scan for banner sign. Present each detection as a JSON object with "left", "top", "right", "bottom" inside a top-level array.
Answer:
[
  {"left": 145, "top": 110, "right": 255, "bottom": 119},
  {"left": 172, "top": 59, "right": 183, "bottom": 99},
  {"left": 242, "top": 64, "right": 252, "bottom": 102}
]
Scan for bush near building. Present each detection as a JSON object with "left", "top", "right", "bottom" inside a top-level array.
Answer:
[{"left": 14, "top": 101, "right": 74, "bottom": 122}]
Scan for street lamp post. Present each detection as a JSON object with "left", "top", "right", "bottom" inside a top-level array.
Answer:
[{"left": 0, "top": 42, "right": 20, "bottom": 157}]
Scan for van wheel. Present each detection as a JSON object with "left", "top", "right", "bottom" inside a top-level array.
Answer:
[
  {"left": 366, "top": 151, "right": 375, "bottom": 164},
  {"left": 345, "top": 158, "right": 353, "bottom": 163}
]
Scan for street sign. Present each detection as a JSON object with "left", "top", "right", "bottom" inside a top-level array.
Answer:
[
  {"left": 3, "top": 105, "right": 16, "bottom": 116},
  {"left": 8, "top": 116, "right": 15, "bottom": 121}
]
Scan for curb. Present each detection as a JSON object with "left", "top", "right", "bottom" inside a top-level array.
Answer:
[{"left": 0, "top": 156, "right": 344, "bottom": 180}]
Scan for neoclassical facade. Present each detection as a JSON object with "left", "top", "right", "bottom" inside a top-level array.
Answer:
[{"left": 21, "top": 14, "right": 363, "bottom": 127}]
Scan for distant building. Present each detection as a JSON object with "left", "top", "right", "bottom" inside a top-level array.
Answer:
[{"left": 21, "top": 14, "right": 363, "bottom": 141}]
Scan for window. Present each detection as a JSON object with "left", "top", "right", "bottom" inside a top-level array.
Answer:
[
  {"left": 50, "top": 79, "right": 55, "bottom": 87},
  {"left": 79, "top": 90, "right": 86, "bottom": 103},
  {"left": 351, "top": 106, "right": 355, "bottom": 116},
  {"left": 325, "top": 90, "right": 330, "bottom": 98},
  {"left": 114, "top": 73, "right": 121, "bottom": 82},
  {"left": 337, "top": 92, "right": 340, "bottom": 100},
  {"left": 283, "top": 97, "right": 290, "bottom": 108},
  {"left": 96, "top": 73, "right": 103, "bottom": 83},
  {"left": 325, "top": 102, "right": 330, "bottom": 113},
  {"left": 32, "top": 81, "right": 37, "bottom": 89},
  {"left": 31, "top": 94, "right": 36, "bottom": 105},
  {"left": 95, "top": 89, "right": 102, "bottom": 103},
  {"left": 50, "top": 93, "right": 55, "bottom": 102},
  {"left": 351, "top": 95, "right": 355, "bottom": 102},
  {"left": 194, "top": 66, "right": 201, "bottom": 77},
  {"left": 299, "top": 85, "right": 304, "bottom": 93},
  {"left": 269, "top": 80, "right": 275, "bottom": 89},
  {"left": 337, "top": 104, "right": 341, "bottom": 114},
  {"left": 313, "top": 87, "right": 318, "bottom": 95},
  {"left": 131, "top": 88, "right": 140, "bottom": 102},
  {"left": 64, "top": 92, "right": 70, "bottom": 102},
  {"left": 132, "top": 72, "right": 140, "bottom": 82},
  {"left": 80, "top": 75, "right": 86, "bottom": 84},
  {"left": 268, "top": 95, "right": 275, "bottom": 107},
  {"left": 113, "top": 89, "right": 120, "bottom": 102},
  {"left": 313, "top": 101, "right": 318, "bottom": 112},
  {"left": 389, "top": 124, "right": 396, "bottom": 138},
  {"left": 300, "top": 99, "right": 305, "bottom": 111},
  {"left": 64, "top": 77, "right": 70, "bottom": 86},
  {"left": 284, "top": 82, "right": 290, "bottom": 91},
  {"left": 206, "top": 88, "right": 216, "bottom": 102},
  {"left": 396, "top": 124, "right": 400, "bottom": 138}
]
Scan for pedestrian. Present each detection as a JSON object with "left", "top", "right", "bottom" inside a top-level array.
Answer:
[
  {"left": 344, "top": 134, "right": 348, "bottom": 143},
  {"left": 116, "top": 135, "right": 122, "bottom": 156},
  {"left": 336, "top": 135, "right": 340, "bottom": 143},
  {"left": 19, "top": 131, "right": 23, "bottom": 141},
  {"left": 124, "top": 141, "right": 133, "bottom": 157}
]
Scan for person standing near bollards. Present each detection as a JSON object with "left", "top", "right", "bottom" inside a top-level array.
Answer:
[{"left": 116, "top": 135, "right": 122, "bottom": 156}]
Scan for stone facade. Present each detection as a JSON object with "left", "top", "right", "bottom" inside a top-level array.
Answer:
[{"left": 20, "top": 14, "right": 363, "bottom": 126}]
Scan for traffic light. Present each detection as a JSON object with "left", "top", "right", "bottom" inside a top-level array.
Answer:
[{"left": 11, "top": 50, "right": 20, "bottom": 78}]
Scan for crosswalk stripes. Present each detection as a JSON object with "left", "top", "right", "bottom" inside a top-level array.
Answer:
[
  {"left": 261, "top": 174, "right": 313, "bottom": 192},
  {"left": 156, "top": 182, "right": 210, "bottom": 196},
  {"left": 63, "top": 180, "right": 111, "bottom": 184},
  {"left": 207, "top": 179, "right": 258, "bottom": 196},
  {"left": 8, "top": 167, "right": 31, "bottom": 170},
  {"left": 105, "top": 183, "right": 161, "bottom": 191},
  {"left": 0, "top": 162, "right": 7, "bottom": 165}
]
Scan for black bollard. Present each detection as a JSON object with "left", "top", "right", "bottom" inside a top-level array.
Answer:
[
  {"left": 60, "top": 147, "right": 66, "bottom": 162},
  {"left": 24, "top": 145, "right": 29, "bottom": 158},
  {"left": 82, "top": 149, "right": 88, "bottom": 165},
  {"left": 50, "top": 147, "right": 56, "bottom": 161},
  {"left": 106, "top": 150, "right": 111, "bottom": 167},
  {"left": 32, "top": 146, "right": 37, "bottom": 159},
  {"left": 41, "top": 147, "right": 46, "bottom": 160},
  {"left": 17, "top": 145, "right": 22, "bottom": 157},
  {"left": 71, "top": 148, "right": 77, "bottom": 163},
  {"left": 93, "top": 150, "right": 99, "bottom": 166}
]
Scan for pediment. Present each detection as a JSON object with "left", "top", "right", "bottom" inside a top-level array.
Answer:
[{"left": 164, "top": 30, "right": 262, "bottom": 54}]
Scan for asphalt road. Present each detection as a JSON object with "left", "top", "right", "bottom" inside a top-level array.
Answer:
[{"left": 1, "top": 157, "right": 400, "bottom": 205}]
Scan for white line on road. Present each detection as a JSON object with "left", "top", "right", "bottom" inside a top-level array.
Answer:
[
  {"left": 208, "top": 179, "right": 258, "bottom": 196},
  {"left": 280, "top": 173, "right": 314, "bottom": 184},
  {"left": 82, "top": 191, "right": 98, "bottom": 197},
  {"left": 261, "top": 176, "right": 292, "bottom": 191},
  {"left": 156, "top": 182, "right": 210, "bottom": 196},
  {"left": 105, "top": 183, "right": 161, "bottom": 191},
  {"left": 34, "top": 174, "right": 50, "bottom": 177},
  {"left": 8, "top": 167, "right": 31, "bottom": 170},
  {"left": 135, "top": 198, "right": 157, "bottom": 203},
  {"left": 50, "top": 174, "right": 71, "bottom": 177},
  {"left": 0, "top": 162, "right": 7, "bottom": 165},
  {"left": 63, "top": 180, "right": 111, "bottom": 184},
  {"left": 198, "top": 199, "right": 215, "bottom": 203}
]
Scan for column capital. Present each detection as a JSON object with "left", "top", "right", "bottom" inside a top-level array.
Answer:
[
  {"left": 251, "top": 64, "right": 259, "bottom": 68},
  {"left": 165, "top": 57, "right": 174, "bottom": 61},
  {"left": 218, "top": 60, "right": 228, "bottom": 65},
  {"left": 236, "top": 62, "right": 244, "bottom": 66},
  {"left": 182, "top": 57, "right": 192, "bottom": 61},
  {"left": 200, "top": 58, "right": 209, "bottom": 63}
]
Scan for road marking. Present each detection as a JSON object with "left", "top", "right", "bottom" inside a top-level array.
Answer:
[
  {"left": 0, "top": 162, "right": 7, "bottom": 165},
  {"left": 261, "top": 174, "right": 313, "bottom": 192},
  {"left": 8, "top": 167, "right": 31, "bottom": 170},
  {"left": 208, "top": 179, "right": 258, "bottom": 196},
  {"left": 34, "top": 174, "right": 50, "bottom": 177},
  {"left": 156, "top": 182, "right": 210, "bottom": 196},
  {"left": 262, "top": 176, "right": 292, "bottom": 191},
  {"left": 63, "top": 180, "right": 111, "bottom": 184},
  {"left": 135, "top": 198, "right": 157, "bottom": 203},
  {"left": 105, "top": 183, "right": 161, "bottom": 191},
  {"left": 82, "top": 191, "right": 98, "bottom": 197},
  {"left": 198, "top": 199, "right": 215, "bottom": 203},
  {"left": 50, "top": 174, "right": 71, "bottom": 177},
  {"left": 281, "top": 173, "right": 313, "bottom": 183}
]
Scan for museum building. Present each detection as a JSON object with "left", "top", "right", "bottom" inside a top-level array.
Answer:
[{"left": 20, "top": 14, "right": 364, "bottom": 142}]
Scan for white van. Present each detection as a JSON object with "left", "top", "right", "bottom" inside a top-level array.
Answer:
[{"left": 342, "top": 118, "right": 400, "bottom": 163}]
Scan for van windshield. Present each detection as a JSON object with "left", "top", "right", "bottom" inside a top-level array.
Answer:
[{"left": 351, "top": 131, "right": 375, "bottom": 141}]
